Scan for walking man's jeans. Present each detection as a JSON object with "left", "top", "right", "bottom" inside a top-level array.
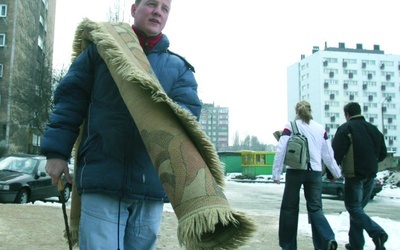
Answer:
[
  {"left": 279, "top": 169, "right": 335, "bottom": 250},
  {"left": 344, "top": 177, "right": 384, "bottom": 249}
]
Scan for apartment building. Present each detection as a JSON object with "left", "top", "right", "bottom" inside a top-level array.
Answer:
[
  {"left": 0, "top": 0, "right": 56, "bottom": 153},
  {"left": 199, "top": 103, "right": 229, "bottom": 151},
  {"left": 287, "top": 42, "right": 399, "bottom": 156}
]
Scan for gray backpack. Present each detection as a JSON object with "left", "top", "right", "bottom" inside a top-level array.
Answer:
[{"left": 283, "top": 121, "right": 311, "bottom": 170}]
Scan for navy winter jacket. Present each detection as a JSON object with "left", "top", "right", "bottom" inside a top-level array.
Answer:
[
  {"left": 40, "top": 34, "right": 201, "bottom": 201},
  {"left": 332, "top": 115, "right": 387, "bottom": 179}
]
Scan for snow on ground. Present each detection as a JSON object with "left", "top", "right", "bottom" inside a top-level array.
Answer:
[
  {"left": 34, "top": 170, "right": 400, "bottom": 249},
  {"left": 226, "top": 170, "right": 400, "bottom": 250}
]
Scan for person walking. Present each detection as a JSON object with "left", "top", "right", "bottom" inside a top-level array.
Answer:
[
  {"left": 272, "top": 101, "right": 341, "bottom": 250},
  {"left": 41, "top": 0, "right": 201, "bottom": 249},
  {"left": 332, "top": 102, "right": 388, "bottom": 250}
]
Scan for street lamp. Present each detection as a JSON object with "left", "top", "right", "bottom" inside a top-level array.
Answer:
[{"left": 381, "top": 96, "right": 391, "bottom": 134}]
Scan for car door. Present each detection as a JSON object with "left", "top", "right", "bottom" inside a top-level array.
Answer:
[
  {"left": 321, "top": 174, "right": 339, "bottom": 196},
  {"left": 29, "top": 159, "right": 58, "bottom": 201}
]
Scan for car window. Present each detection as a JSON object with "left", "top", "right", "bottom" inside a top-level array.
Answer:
[
  {"left": 20, "top": 159, "right": 36, "bottom": 174},
  {"left": 0, "top": 156, "right": 37, "bottom": 174},
  {"left": 0, "top": 156, "right": 18, "bottom": 170}
]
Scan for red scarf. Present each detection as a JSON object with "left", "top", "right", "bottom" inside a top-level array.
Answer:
[{"left": 132, "top": 25, "right": 162, "bottom": 53}]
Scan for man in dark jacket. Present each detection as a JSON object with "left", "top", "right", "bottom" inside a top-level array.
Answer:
[
  {"left": 41, "top": 0, "right": 201, "bottom": 249},
  {"left": 332, "top": 102, "right": 388, "bottom": 250}
]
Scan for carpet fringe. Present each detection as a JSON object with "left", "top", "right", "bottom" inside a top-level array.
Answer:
[
  {"left": 178, "top": 208, "right": 257, "bottom": 249},
  {"left": 63, "top": 223, "right": 79, "bottom": 248}
]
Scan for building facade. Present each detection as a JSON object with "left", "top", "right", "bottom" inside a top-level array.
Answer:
[
  {"left": 288, "top": 42, "right": 399, "bottom": 156},
  {"left": 199, "top": 103, "right": 229, "bottom": 151},
  {"left": 0, "top": 0, "right": 56, "bottom": 153}
]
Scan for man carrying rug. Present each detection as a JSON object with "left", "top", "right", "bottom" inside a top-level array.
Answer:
[
  {"left": 42, "top": 0, "right": 200, "bottom": 249},
  {"left": 41, "top": 1, "right": 256, "bottom": 250}
]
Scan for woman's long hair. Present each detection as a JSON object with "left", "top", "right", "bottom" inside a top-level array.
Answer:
[{"left": 295, "top": 101, "right": 312, "bottom": 124}]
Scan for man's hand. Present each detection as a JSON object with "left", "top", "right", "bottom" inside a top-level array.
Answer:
[
  {"left": 45, "top": 158, "right": 72, "bottom": 186},
  {"left": 274, "top": 180, "right": 281, "bottom": 184}
]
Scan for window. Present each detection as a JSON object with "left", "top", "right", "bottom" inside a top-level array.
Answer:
[
  {"left": 0, "top": 64, "right": 3, "bottom": 77},
  {"left": 0, "top": 34, "right": 5, "bottom": 46},
  {"left": 39, "top": 15, "right": 44, "bottom": 26},
  {"left": 381, "top": 60, "right": 394, "bottom": 67},
  {"left": 0, "top": 4, "right": 7, "bottom": 17},
  {"left": 38, "top": 36, "right": 44, "bottom": 50},
  {"left": 42, "top": 0, "right": 49, "bottom": 10}
]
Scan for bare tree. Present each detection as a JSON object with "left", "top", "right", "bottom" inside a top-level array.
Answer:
[
  {"left": 10, "top": 42, "right": 67, "bottom": 153},
  {"left": 230, "top": 131, "right": 240, "bottom": 151},
  {"left": 228, "top": 133, "right": 267, "bottom": 151},
  {"left": 107, "top": 0, "right": 132, "bottom": 22},
  {"left": 241, "top": 135, "right": 251, "bottom": 149}
]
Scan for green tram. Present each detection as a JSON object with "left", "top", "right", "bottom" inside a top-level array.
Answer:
[{"left": 218, "top": 151, "right": 276, "bottom": 178}]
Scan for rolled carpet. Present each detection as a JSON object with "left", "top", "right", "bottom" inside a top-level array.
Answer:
[{"left": 68, "top": 19, "right": 256, "bottom": 249}]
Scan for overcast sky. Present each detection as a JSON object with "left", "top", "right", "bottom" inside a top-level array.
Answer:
[{"left": 53, "top": 0, "right": 400, "bottom": 145}]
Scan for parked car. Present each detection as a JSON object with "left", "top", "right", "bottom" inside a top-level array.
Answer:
[
  {"left": 321, "top": 173, "right": 383, "bottom": 200},
  {"left": 0, "top": 154, "right": 72, "bottom": 204}
]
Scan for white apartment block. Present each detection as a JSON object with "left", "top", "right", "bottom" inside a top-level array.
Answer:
[{"left": 287, "top": 42, "right": 399, "bottom": 156}]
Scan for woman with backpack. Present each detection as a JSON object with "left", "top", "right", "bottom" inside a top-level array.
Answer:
[{"left": 272, "top": 100, "right": 342, "bottom": 250}]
